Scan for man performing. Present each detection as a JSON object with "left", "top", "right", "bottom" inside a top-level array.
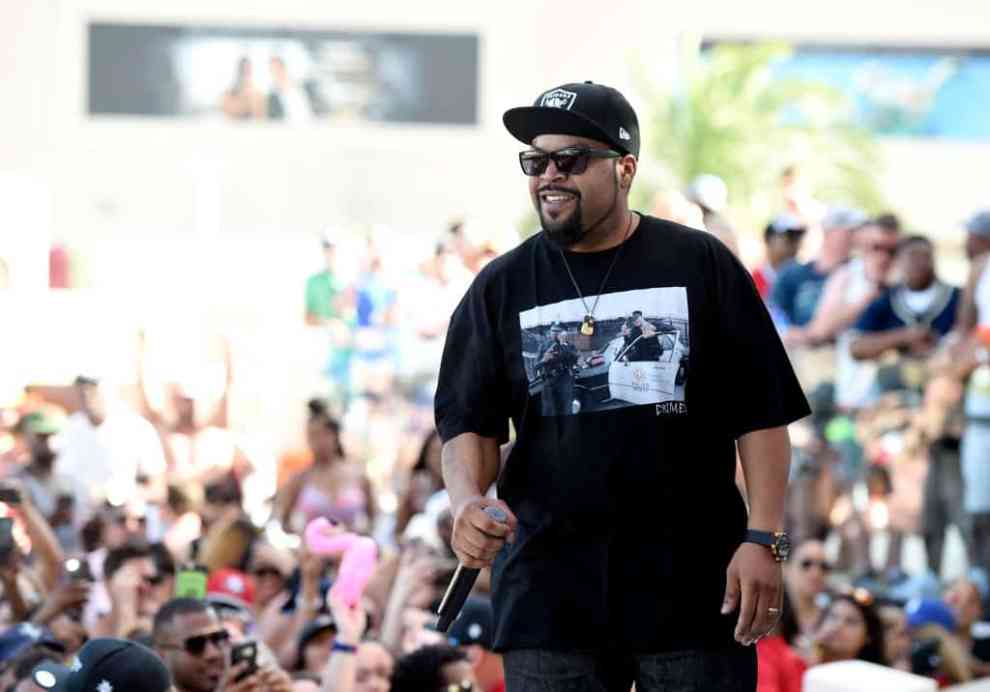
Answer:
[
  {"left": 535, "top": 322, "right": 579, "bottom": 416},
  {"left": 435, "top": 81, "right": 810, "bottom": 691}
]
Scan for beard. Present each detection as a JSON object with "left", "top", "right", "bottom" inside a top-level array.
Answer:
[{"left": 539, "top": 198, "right": 585, "bottom": 249}]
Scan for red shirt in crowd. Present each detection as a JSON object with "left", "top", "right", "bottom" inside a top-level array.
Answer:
[{"left": 756, "top": 635, "right": 807, "bottom": 692}]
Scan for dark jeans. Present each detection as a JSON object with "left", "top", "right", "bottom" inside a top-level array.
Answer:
[
  {"left": 921, "top": 438, "right": 969, "bottom": 575},
  {"left": 503, "top": 646, "right": 757, "bottom": 692}
]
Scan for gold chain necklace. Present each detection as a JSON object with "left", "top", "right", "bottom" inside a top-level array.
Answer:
[{"left": 556, "top": 212, "right": 634, "bottom": 336}]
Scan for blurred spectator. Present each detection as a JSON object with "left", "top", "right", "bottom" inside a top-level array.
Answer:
[
  {"left": 809, "top": 212, "right": 899, "bottom": 410},
  {"left": 446, "top": 220, "right": 479, "bottom": 276},
  {"left": 87, "top": 542, "right": 162, "bottom": 639},
  {"left": 56, "top": 376, "right": 166, "bottom": 514},
  {"left": 278, "top": 400, "right": 375, "bottom": 534},
  {"left": 905, "top": 597, "right": 973, "bottom": 684},
  {"left": 850, "top": 235, "right": 960, "bottom": 364},
  {"left": 808, "top": 591, "right": 887, "bottom": 665},
  {"left": 755, "top": 592, "right": 807, "bottom": 692},
  {"left": 685, "top": 173, "right": 740, "bottom": 256},
  {"left": 783, "top": 539, "right": 831, "bottom": 645},
  {"left": 248, "top": 541, "right": 293, "bottom": 615},
  {"left": 153, "top": 598, "right": 230, "bottom": 692},
  {"left": 319, "top": 588, "right": 390, "bottom": 692},
  {"left": 221, "top": 56, "right": 265, "bottom": 120},
  {"left": 136, "top": 336, "right": 249, "bottom": 488},
  {"left": 877, "top": 602, "right": 912, "bottom": 672},
  {"left": 295, "top": 614, "right": 336, "bottom": 674},
  {"left": 448, "top": 597, "right": 503, "bottom": 692},
  {"left": 394, "top": 431, "right": 444, "bottom": 538},
  {"left": 351, "top": 244, "right": 399, "bottom": 397},
  {"left": 944, "top": 576, "right": 990, "bottom": 676},
  {"left": 752, "top": 215, "right": 806, "bottom": 303},
  {"left": 305, "top": 235, "right": 355, "bottom": 404},
  {"left": 942, "top": 210, "right": 990, "bottom": 579},
  {"left": 268, "top": 56, "right": 316, "bottom": 122},
  {"left": 0, "top": 480, "right": 65, "bottom": 624},
  {"left": 0, "top": 625, "right": 63, "bottom": 668},
  {"left": 13, "top": 411, "right": 75, "bottom": 550},
  {"left": 774, "top": 206, "right": 857, "bottom": 341},
  {"left": 390, "top": 644, "right": 477, "bottom": 692},
  {"left": 0, "top": 643, "right": 63, "bottom": 691},
  {"left": 31, "top": 637, "right": 172, "bottom": 692}
]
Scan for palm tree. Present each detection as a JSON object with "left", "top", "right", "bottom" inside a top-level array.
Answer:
[{"left": 634, "top": 40, "right": 885, "bottom": 227}]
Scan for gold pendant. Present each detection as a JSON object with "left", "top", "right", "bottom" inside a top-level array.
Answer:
[{"left": 581, "top": 316, "right": 595, "bottom": 336}]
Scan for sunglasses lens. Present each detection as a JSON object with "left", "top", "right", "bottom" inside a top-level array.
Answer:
[
  {"left": 552, "top": 151, "right": 588, "bottom": 175},
  {"left": 520, "top": 153, "right": 548, "bottom": 176},
  {"left": 185, "top": 636, "right": 207, "bottom": 656},
  {"left": 185, "top": 631, "right": 229, "bottom": 656}
]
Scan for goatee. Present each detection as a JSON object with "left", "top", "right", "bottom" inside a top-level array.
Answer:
[{"left": 541, "top": 204, "right": 585, "bottom": 249}]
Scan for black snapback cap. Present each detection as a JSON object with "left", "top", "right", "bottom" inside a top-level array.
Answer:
[{"left": 503, "top": 81, "right": 640, "bottom": 157}]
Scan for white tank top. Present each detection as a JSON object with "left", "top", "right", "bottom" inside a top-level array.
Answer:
[
  {"left": 965, "top": 261, "right": 990, "bottom": 418},
  {"left": 836, "top": 259, "right": 878, "bottom": 409}
]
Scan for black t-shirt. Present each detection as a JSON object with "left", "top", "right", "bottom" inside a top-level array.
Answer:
[{"left": 435, "top": 214, "right": 810, "bottom": 654}]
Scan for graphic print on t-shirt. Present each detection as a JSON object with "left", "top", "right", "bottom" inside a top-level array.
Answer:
[{"left": 519, "top": 287, "right": 689, "bottom": 416}]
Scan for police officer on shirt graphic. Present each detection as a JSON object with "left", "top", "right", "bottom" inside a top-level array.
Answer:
[{"left": 535, "top": 322, "right": 578, "bottom": 416}]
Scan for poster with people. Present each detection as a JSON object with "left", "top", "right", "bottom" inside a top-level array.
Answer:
[
  {"left": 519, "top": 287, "right": 690, "bottom": 416},
  {"left": 88, "top": 23, "right": 479, "bottom": 125}
]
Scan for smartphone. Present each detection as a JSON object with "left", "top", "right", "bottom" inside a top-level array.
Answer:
[
  {"left": 0, "top": 487, "right": 21, "bottom": 505},
  {"left": 175, "top": 564, "right": 208, "bottom": 599},
  {"left": 230, "top": 641, "right": 258, "bottom": 681},
  {"left": 65, "top": 557, "right": 94, "bottom": 582},
  {"left": 0, "top": 518, "right": 14, "bottom": 564}
]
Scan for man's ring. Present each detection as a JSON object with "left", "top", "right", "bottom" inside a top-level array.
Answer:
[{"left": 768, "top": 607, "right": 780, "bottom": 614}]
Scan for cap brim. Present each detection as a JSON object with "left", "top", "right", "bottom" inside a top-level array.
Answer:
[
  {"left": 503, "top": 107, "right": 626, "bottom": 154},
  {"left": 31, "top": 661, "right": 71, "bottom": 690}
]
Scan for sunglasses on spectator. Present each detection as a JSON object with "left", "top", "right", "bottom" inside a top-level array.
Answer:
[
  {"left": 868, "top": 243, "right": 897, "bottom": 256},
  {"left": 162, "top": 630, "right": 230, "bottom": 656},
  {"left": 799, "top": 559, "right": 831, "bottom": 572},
  {"left": 518, "top": 147, "right": 621, "bottom": 176},
  {"left": 252, "top": 566, "right": 283, "bottom": 580}
]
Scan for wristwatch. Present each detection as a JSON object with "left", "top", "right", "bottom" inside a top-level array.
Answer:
[{"left": 743, "top": 529, "right": 791, "bottom": 563}]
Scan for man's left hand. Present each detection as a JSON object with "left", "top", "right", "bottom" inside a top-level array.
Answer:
[{"left": 721, "top": 542, "right": 783, "bottom": 646}]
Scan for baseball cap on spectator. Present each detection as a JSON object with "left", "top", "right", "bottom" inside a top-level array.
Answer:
[
  {"left": 447, "top": 597, "right": 493, "bottom": 650},
  {"left": 905, "top": 598, "right": 957, "bottom": 632},
  {"left": 295, "top": 615, "right": 337, "bottom": 670},
  {"left": 0, "top": 624, "right": 63, "bottom": 663},
  {"left": 822, "top": 206, "right": 867, "bottom": 231},
  {"left": 207, "top": 568, "right": 255, "bottom": 608},
  {"left": 764, "top": 214, "right": 807, "bottom": 240},
  {"left": 18, "top": 409, "right": 64, "bottom": 436},
  {"left": 965, "top": 210, "right": 990, "bottom": 237},
  {"left": 31, "top": 638, "right": 171, "bottom": 692},
  {"left": 503, "top": 81, "right": 641, "bottom": 158},
  {"left": 686, "top": 174, "right": 728, "bottom": 214}
]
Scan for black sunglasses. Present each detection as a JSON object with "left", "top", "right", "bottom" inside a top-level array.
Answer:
[
  {"left": 799, "top": 558, "right": 831, "bottom": 572},
  {"left": 518, "top": 147, "right": 621, "bottom": 176},
  {"left": 165, "top": 630, "right": 231, "bottom": 656},
  {"left": 252, "top": 566, "right": 283, "bottom": 580}
]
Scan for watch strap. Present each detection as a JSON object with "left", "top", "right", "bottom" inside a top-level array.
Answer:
[{"left": 743, "top": 529, "right": 775, "bottom": 546}]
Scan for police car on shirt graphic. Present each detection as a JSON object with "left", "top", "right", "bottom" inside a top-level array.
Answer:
[{"left": 573, "top": 327, "right": 687, "bottom": 411}]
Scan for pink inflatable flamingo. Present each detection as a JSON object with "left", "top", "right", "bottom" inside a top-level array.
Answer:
[{"left": 304, "top": 517, "right": 378, "bottom": 608}]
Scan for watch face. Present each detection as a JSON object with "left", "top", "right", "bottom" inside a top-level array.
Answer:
[{"left": 775, "top": 532, "right": 792, "bottom": 562}]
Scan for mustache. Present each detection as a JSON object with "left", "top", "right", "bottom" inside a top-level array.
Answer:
[{"left": 538, "top": 185, "right": 581, "bottom": 201}]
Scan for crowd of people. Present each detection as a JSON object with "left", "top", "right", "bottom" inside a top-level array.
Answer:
[{"left": 0, "top": 168, "right": 989, "bottom": 690}]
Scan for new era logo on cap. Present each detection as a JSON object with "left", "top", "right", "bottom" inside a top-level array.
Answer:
[
  {"left": 539, "top": 88, "right": 577, "bottom": 110},
  {"left": 619, "top": 127, "right": 631, "bottom": 141}
]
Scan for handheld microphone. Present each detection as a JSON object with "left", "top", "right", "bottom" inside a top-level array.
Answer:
[{"left": 436, "top": 505, "right": 507, "bottom": 632}]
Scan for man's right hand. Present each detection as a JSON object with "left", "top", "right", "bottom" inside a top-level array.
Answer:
[{"left": 451, "top": 498, "right": 517, "bottom": 569}]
